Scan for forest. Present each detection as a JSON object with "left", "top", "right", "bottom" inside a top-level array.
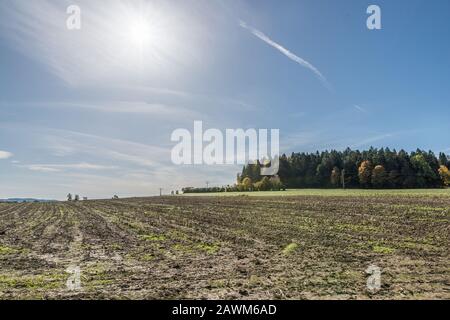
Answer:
[{"left": 183, "top": 148, "right": 450, "bottom": 193}]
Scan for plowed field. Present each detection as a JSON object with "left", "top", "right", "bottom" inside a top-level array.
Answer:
[{"left": 0, "top": 194, "right": 449, "bottom": 299}]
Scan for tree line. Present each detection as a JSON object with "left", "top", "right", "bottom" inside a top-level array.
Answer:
[
  {"left": 239, "top": 148, "right": 450, "bottom": 189},
  {"left": 182, "top": 148, "right": 450, "bottom": 193}
]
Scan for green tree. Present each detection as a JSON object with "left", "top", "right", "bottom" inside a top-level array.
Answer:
[
  {"left": 439, "top": 153, "right": 449, "bottom": 167},
  {"left": 411, "top": 154, "right": 437, "bottom": 187},
  {"left": 388, "top": 170, "right": 401, "bottom": 188}
]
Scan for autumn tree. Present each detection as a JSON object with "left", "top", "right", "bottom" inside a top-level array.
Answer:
[
  {"left": 330, "top": 167, "right": 341, "bottom": 187},
  {"left": 358, "top": 160, "right": 373, "bottom": 188},
  {"left": 269, "top": 176, "right": 283, "bottom": 191},
  {"left": 254, "top": 176, "right": 271, "bottom": 191},
  {"left": 438, "top": 165, "right": 450, "bottom": 186},
  {"left": 241, "top": 177, "right": 253, "bottom": 191}
]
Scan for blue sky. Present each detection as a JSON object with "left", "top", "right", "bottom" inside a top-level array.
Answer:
[{"left": 1, "top": 0, "right": 449, "bottom": 199}]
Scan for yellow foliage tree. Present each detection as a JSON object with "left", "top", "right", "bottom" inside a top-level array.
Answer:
[
  {"left": 358, "top": 160, "right": 373, "bottom": 187},
  {"left": 242, "top": 177, "right": 253, "bottom": 191},
  {"left": 330, "top": 167, "right": 341, "bottom": 187},
  {"left": 438, "top": 165, "right": 450, "bottom": 186}
]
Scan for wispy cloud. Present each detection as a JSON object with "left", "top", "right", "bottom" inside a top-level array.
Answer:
[
  {"left": 22, "top": 101, "right": 202, "bottom": 118},
  {"left": 22, "top": 162, "right": 117, "bottom": 173},
  {"left": 291, "top": 111, "right": 307, "bottom": 118},
  {"left": 239, "top": 21, "right": 332, "bottom": 90},
  {"left": 0, "top": 150, "right": 13, "bottom": 159},
  {"left": 25, "top": 165, "right": 61, "bottom": 173},
  {"left": 0, "top": 123, "right": 172, "bottom": 170},
  {"left": 280, "top": 130, "right": 324, "bottom": 152},
  {"left": 41, "top": 129, "right": 169, "bottom": 169},
  {"left": 353, "top": 104, "right": 367, "bottom": 113},
  {"left": 109, "top": 85, "right": 260, "bottom": 113},
  {"left": 351, "top": 133, "right": 394, "bottom": 148}
]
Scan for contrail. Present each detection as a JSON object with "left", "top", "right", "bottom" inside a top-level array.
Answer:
[
  {"left": 354, "top": 104, "right": 367, "bottom": 112},
  {"left": 239, "top": 21, "right": 332, "bottom": 91}
]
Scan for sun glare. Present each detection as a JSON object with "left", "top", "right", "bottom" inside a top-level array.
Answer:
[
  {"left": 129, "top": 18, "right": 151, "bottom": 48},
  {"left": 49, "top": 1, "right": 201, "bottom": 81}
]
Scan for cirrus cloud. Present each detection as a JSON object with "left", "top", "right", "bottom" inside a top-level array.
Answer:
[{"left": 22, "top": 162, "right": 117, "bottom": 173}]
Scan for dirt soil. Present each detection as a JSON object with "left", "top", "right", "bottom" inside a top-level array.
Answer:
[{"left": 0, "top": 195, "right": 449, "bottom": 299}]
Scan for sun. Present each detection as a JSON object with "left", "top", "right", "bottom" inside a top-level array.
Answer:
[
  {"left": 128, "top": 17, "right": 151, "bottom": 49},
  {"left": 74, "top": 1, "right": 200, "bottom": 76}
]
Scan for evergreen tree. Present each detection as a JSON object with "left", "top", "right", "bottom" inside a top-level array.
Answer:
[{"left": 372, "top": 165, "right": 387, "bottom": 188}]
